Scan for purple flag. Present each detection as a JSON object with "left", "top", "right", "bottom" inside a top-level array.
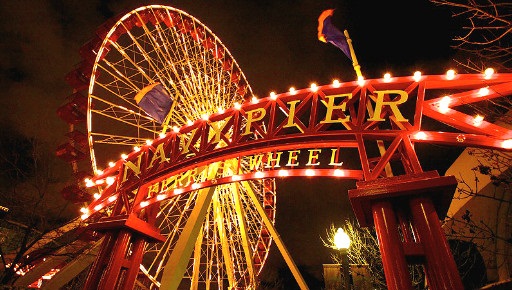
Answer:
[
  {"left": 134, "top": 83, "right": 172, "bottom": 124},
  {"left": 318, "top": 9, "right": 352, "bottom": 61}
]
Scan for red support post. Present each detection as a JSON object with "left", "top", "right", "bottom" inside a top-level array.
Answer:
[
  {"left": 372, "top": 200, "right": 413, "bottom": 290},
  {"left": 409, "top": 197, "right": 464, "bottom": 290}
]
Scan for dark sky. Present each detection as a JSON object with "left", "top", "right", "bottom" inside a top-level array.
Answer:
[{"left": 0, "top": 0, "right": 463, "bottom": 284}]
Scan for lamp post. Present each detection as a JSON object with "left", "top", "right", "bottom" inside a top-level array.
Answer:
[{"left": 334, "top": 227, "right": 351, "bottom": 290}]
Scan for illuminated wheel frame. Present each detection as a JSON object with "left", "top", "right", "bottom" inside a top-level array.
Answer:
[{"left": 84, "top": 5, "right": 276, "bottom": 288}]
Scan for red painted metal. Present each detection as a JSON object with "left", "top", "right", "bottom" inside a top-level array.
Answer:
[
  {"left": 410, "top": 197, "right": 464, "bottom": 290},
  {"left": 372, "top": 200, "right": 412, "bottom": 290}
]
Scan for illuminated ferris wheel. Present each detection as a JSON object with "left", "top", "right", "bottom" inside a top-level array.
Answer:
[{"left": 58, "top": 5, "right": 276, "bottom": 289}]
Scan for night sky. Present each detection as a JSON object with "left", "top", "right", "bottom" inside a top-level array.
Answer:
[{"left": 0, "top": 0, "right": 464, "bottom": 284}]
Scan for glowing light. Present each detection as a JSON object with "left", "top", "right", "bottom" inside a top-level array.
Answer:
[
  {"left": 174, "top": 188, "right": 184, "bottom": 195},
  {"left": 217, "top": 107, "right": 225, "bottom": 114},
  {"left": 173, "top": 126, "right": 180, "bottom": 133},
  {"left": 446, "top": 69, "right": 456, "bottom": 80},
  {"left": 332, "top": 79, "right": 341, "bottom": 87},
  {"left": 473, "top": 114, "right": 484, "bottom": 126},
  {"left": 232, "top": 175, "right": 241, "bottom": 181},
  {"left": 479, "top": 87, "right": 490, "bottom": 96},
  {"left": 93, "top": 193, "right": 101, "bottom": 199},
  {"left": 94, "top": 204, "right": 102, "bottom": 211},
  {"left": 201, "top": 114, "right": 209, "bottom": 120},
  {"left": 270, "top": 91, "right": 277, "bottom": 100},
  {"left": 159, "top": 132, "right": 166, "bottom": 138},
  {"left": 305, "top": 169, "right": 315, "bottom": 176},
  {"left": 81, "top": 214, "right": 88, "bottom": 220},
  {"left": 108, "top": 195, "right": 117, "bottom": 202},
  {"left": 252, "top": 96, "right": 259, "bottom": 103},
  {"left": 334, "top": 228, "right": 351, "bottom": 249},
  {"left": 254, "top": 171, "right": 265, "bottom": 179},
  {"left": 278, "top": 170, "right": 289, "bottom": 177},
  {"left": 357, "top": 76, "right": 365, "bottom": 86},
  {"left": 133, "top": 146, "right": 141, "bottom": 152},
  {"left": 85, "top": 179, "right": 95, "bottom": 187},
  {"left": 234, "top": 102, "right": 242, "bottom": 110},
  {"left": 456, "top": 134, "right": 466, "bottom": 142},
  {"left": 310, "top": 83, "right": 318, "bottom": 92},
  {"left": 438, "top": 96, "right": 451, "bottom": 113},
  {"left": 95, "top": 179, "right": 105, "bottom": 185},
  {"left": 157, "top": 194, "right": 166, "bottom": 200},
  {"left": 108, "top": 161, "right": 116, "bottom": 167},
  {"left": 502, "top": 139, "right": 512, "bottom": 149},
  {"left": 106, "top": 176, "right": 116, "bottom": 185},
  {"left": 414, "top": 131, "right": 427, "bottom": 140},
  {"left": 289, "top": 87, "right": 296, "bottom": 94},
  {"left": 413, "top": 71, "right": 422, "bottom": 82},
  {"left": 121, "top": 153, "right": 128, "bottom": 160},
  {"left": 333, "top": 169, "right": 345, "bottom": 177},
  {"left": 191, "top": 183, "right": 200, "bottom": 190},
  {"left": 140, "top": 201, "right": 149, "bottom": 208},
  {"left": 484, "top": 68, "right": 494, "bottom": 79},
  {"left": 383, "top": 73, "right": 392, "bottom": 82},
  {"left": 145, "top": 139, "right": 153, "bottom": 146},
  {"left": 187, "top": 120, "right": 193, "bottom": 126},
  {"left": 80, "top": 207, "right": 88, "bottom": 214},
  {"left": 95, "top": 169, "right": 103, "bottom": 175}
]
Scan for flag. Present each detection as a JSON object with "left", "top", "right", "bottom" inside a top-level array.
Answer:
[
  {"left": 318, "top": 9, "right": 352, "bottom": 61},
  {"left": 134, "top": 83, "right": 173, "bottom": 124}
]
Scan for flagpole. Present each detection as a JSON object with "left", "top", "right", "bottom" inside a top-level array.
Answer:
[{"left": 343, "top": 30, "right": 363, "bottom": 80}]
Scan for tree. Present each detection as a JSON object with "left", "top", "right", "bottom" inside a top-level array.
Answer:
[
  {"left": 430, "top": 0, "right": 512, "bottom": 286},
  {"left": 0, "top": 124, "right": 80, "bottom": 286}
]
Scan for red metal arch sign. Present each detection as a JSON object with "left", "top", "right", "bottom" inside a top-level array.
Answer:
[{"left": 82, "top": 72, "right": 512, "bottom": 221}]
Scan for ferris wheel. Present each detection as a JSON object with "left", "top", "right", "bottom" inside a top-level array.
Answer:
[{"left": 57, "top": 5, "right": 276, "bottom": 289}]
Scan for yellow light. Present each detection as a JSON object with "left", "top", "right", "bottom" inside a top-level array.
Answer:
[
  {"left": 254, "top": 171, "right": 265, "bottom": 178},
  {"left": 332, "top": 79, "right": 341, "bottom": 87},
  {"left": 108, "top": 195, "right": 117, "bottom": 202},
  {"left": 413, "top": 71, "right": 422, "bottom": 82},
  {"left": 202, "top": 114, "right": 209, "bottom": 120},
  {"left": 95, "top": 179, "right": 105, "bottom": 185},
  {"left": 479, "top": 87, "right": 490, "bottom": 96},
  {"left": 473, "top": 114, "right": 484, "bottom": 126},
  {"left": 121, "top": 153, "right": 128, "bottom": 160},
  {"left": 80, "top": 207, "right": 88, "bottom": 214},
  {"left": 289, "top": 87, "right": 296, "bottom": 94},
  {"left": 81, "top": 214, "right": 88, "bottom": 220},
  {"left": 333, "top": 169, "right": 345, "bottom": 177},
  {"left": 414, "top": 131, "right": 427, "bottom": 140},
  {"left": 133, "top": 146, "right": 140, "bottom": 152},
  {"left": 191, "top": 183, "right": 200, "bottom": 189},
  {"left": 157, "top": 194, "right": 166, "bottom": 200},
  {"left": 383, "top": 73, "right": 391, "bottom": 82},
  {"left": 85, "top": 179, "right": 95, "bottom": 187},
  {"left": 270, "top": 91, "right": 277, "bottom": 100},
  {"left": 252, "top": 96, "right": 259, "bottom": 103},
  {"left": 484, "top": 68, "right": 494, "bottom": 79},
  {"left": 502, "top": 139, "right": 512, "bottom": 149},
  {"left": 446, "top": 69, "right": 456, "bottom": 80},
  {"left": 108, "top": 161, "right": 116, "bottom": 167},
  {"left": 187, "top": 120, "right": 193, "bottom": 126},
  {"left": 174, "top": 188, "right": 184, "bottom": 195},
  {"left": 106, "top": 176, "right": 116, "bottom": 185},
  {"left": 94, "top": 204, "right": 102, "bottom": 211},
  {"left": 232, "top": 175, "right": 241, "bottom": 181},
  {"left": 234, "top": 102, "right": 242, "bottom": 110},
  {"left": 334, "top": 227, "right": 351, "bottom": 249},
  {"left": 93, "top": 193, "right": 101, "bottom": 199},
  {"left": 310, "top": 83, "right": 318, "bottom": 92},
  {"left": 95, "top": 169, "right": 103, "bottom": 175},
  {"left": 173, "top": 126, "right": 180, "bottom": 133},
  {"left": 217, "top": 107, "right": 225, "bottom": 114},
  {"left": 278, "top": 170, "right": 289, "bottom": 177},
  {"left": 140, "top": 201, "right": 149, "bottom": 208},
  {"left": 159, "top": 132, "right": 166, "bottom": 138},
  {"left": 305, "top": 169, "right": 315, "bottom": 176},
  {"left": 145, "top": 139, "right": 153, "bottom": 145},
  {"left": 438, "top": 96, "right": 451, "bottom": 113},
  {"left": 357, "top": 76, "right": 365, "bottom": 86}
]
